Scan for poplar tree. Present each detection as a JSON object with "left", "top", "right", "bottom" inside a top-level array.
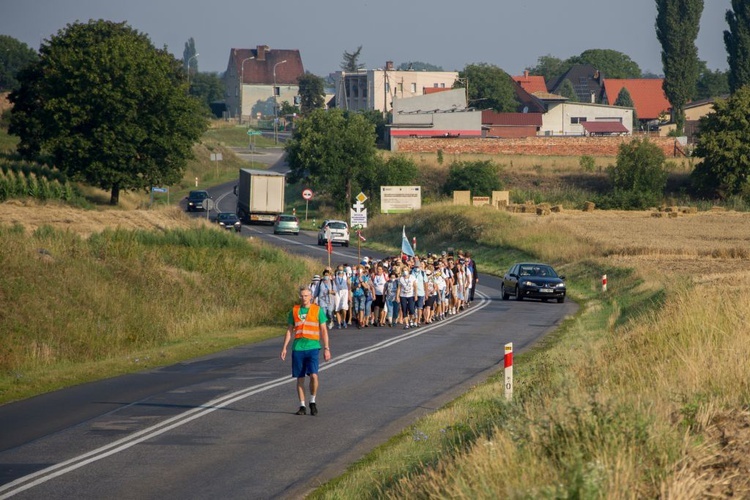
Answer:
[
  {"left": 724, "top": 0, "right": 750, "bottom": 93},
  {"left": 614, "top": 87, "right": 638, "bottom": 128},
  {"left": 655, "top": 0, "right": 704, "bottom": 135}
]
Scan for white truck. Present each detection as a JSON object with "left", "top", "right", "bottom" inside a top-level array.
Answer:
[{"left": 235, "top": 168, "right": 286, "bottom": 224}]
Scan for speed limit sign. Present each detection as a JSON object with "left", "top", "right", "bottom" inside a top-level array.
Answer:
[{"left": 302, "top": 188, "right": 313, "bottom": 200}]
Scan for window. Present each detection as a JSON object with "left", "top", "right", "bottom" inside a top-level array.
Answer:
[
  {"left": 434, "top": 83, "right": 439, "bottom": 88},
  {"left": 398, "top": 82, "right": 403, "bottom": 93},
  {"left": 385, "top": 82, "right": 391, "bottom": 94},
  {"left": 570, "top": 117, "right": 588, "bottom": 124},
  {"left": 441, "top": 83, "right": 446, "bottom": 88},
  {"left": 410, "top": 83, "right": 417, "bottom": 93}
]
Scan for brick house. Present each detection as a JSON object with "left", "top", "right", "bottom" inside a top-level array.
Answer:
[{"left": 224, "top": 45, "right": 304, "bottom": 123}]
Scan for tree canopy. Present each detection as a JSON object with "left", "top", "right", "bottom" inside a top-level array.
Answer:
[
  {"left": 570, "top": 49, "right": 642, "bottom": 79},
  {"left": 604, "top": 138, "right": 668, "bottom": 209},
  {"left": 8, "top": 20, "right": 207, "bottom": 205},
  {"left": 455, "top": 63, "right": 519, "bottom": 112},
  {"left": 297, "top": 73, "right": 326, "bottom": 114},
  {"left": 526, "top": 49, "right": 643, "bottom": 84},
  {"left": 656, "top": 0, "right": 704, "bottom": 135},
  {"left": 695, "top": 60, "right": 729, "bottom": 99},
  {"left": 614, "top": 87, "right": 638, "bottom": 126},
  {"left": 691, "top": 87, "right": 750, "bottom": 199},
  {"left": 397, "top": 61, "right": 443, "bottom": 71},
  {"left": 285, "top": 108, "right": 379, "bottom": 211},
  {"left": 340, "top": 46, "right": 365, "bottom": 72},
  {"left": 724, "top": 0, "right": 750, "bottom": 93},
  {"left": 557, "top": 79, "right": 579, "bottom": 101},
  {"left": 0, "top": 35, "right": 39, "bottom": 92}
]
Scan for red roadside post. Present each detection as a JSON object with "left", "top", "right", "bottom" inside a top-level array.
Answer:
[{"left": 504, "top": 342, "right": 513, "bottom": 400}]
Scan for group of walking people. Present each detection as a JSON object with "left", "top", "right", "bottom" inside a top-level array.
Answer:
[
  {"left": 309, "top": 250, "right": 478, "bottom": 331},
  {"left": 281, "top": 249, "right": 478, "bottom": 416}
]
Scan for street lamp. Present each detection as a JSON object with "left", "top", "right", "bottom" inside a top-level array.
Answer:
[
  {"left": 239, "top": 56, "right": 255, "bottom": 124},
  {"left": 187, "top": 53, "right": 199, "bottom": 90},
  {"left": 273, "top": 59, "right": 287, "bottom": 144}
]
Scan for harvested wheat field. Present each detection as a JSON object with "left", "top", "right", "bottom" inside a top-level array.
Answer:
[
  {"left": 519, "top": 208, "right": 750, "bottom": 285},
  {"left": 0, "top": 199, "right": 207, "bottom": 237}
]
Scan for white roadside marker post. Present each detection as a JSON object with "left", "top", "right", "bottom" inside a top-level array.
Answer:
[
  {"left": 504, "top": 342, "right": 513, "bottom": 401},
  {"left": 602, "top": 274, "right": 608, "bottom": 293}
]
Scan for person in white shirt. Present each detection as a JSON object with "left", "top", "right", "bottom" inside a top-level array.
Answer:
[{"left": 397, "top": 266, "right": 418, "bottom": 329}]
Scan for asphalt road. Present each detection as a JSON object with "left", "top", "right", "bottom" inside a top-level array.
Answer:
[{"left": 0, "top": 151, "right": 577, "bottom": 499}]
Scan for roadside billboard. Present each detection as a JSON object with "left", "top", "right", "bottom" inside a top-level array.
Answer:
[{"left": 380, "top": 186, "right": 421, "bottom": 214}]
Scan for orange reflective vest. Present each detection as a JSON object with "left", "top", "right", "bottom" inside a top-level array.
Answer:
[{"left": 292, "top": 304, "right": 321, "bottom": 341}]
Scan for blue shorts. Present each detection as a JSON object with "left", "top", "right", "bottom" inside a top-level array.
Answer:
[
  {"left": 292, "top": 349, "right": 320, "bottom": 378},
  {"left": 416, "top": 295, "right": 425, "bottom": 310}
]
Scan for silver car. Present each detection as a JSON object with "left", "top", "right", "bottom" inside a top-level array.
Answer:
[
  {"left": 317, "top": 220, "right": 349, "bottom": 247},
  {"left": 273, "top": 214, "right": 300, "bottom": 235}
]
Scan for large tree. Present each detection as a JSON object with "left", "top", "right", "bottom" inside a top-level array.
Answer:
[
  {"left": 297, "top": 73, "right": 326, "bottom": 114},
  {"left": 525, "top": 54, "right": 567, "bottom": 84},
  {"left": 182, "top": 37, "right": 198, "bottom": 73},
  {"left": 557, "top": 79, "right": 579, "bottom": 101},
  {"left": 455, "top": 63, "right": 519, "bottom": 112},
  {"left": 8, "top": 20, "right": 207, "bottom": 205},
  {"left": 397, "top": 61, "right": 443, "bottom": 71},
  {"left": 656, "top": 0, "right": 704, "bottom": 135},
  {"left": 724, "top": 0, "right": 750, "bottom": 93},
  {"left": 0, "top": 35, "right": 38, "bottom": 92},
  {"left": 571, "top": 49, "right": 642, "bottom": 78},
  {"left": 691, "top": 87, "right": 750, "bottom": 199},
  {"left": 285, "top": 108, "right": 378, "bottom": 211}
]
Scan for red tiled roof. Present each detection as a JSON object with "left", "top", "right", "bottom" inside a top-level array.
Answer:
[
  {"left": 423, "top": 87, "right": 452, "bottom": 94},
  {"left": 230, "top": 47, "right": 304, "bottom": 86},
  {"left": 581, "top": 121, "right": 629, "bottom": 134},
  {"left": 512, "top": 73, "right": 548, "bottom": 94},
  {"left": 602, "top": 79, "right": 670, "bottom": 121},
  {"left": 482, "top": 110, "right": 542, "bottom": 126}
]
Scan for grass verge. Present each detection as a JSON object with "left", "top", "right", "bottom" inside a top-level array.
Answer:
[{"left": 310, "top": 204, "right": 750, "bottom": 498}]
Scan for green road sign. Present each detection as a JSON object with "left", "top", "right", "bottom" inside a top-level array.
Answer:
[{"left": 247, "top": 130, "right": 263, "bottom": 136}]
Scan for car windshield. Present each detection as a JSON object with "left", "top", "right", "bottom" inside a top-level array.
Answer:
[
  {"left": 519, "top": 265, "right": 557, "bottom": 277},
  {"left": 279, "top": 216, "right": 298, "bottom": 222},
  {"left": 218, "top": 213, "right": 236, "bottom": 221},
  {"left": 327, "top": 222, "right": 347, "bottom": 230},
  {"left": 189, "top": 191, "right": 208, "bottom": 200}
]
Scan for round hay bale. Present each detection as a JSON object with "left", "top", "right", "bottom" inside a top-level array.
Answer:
[
  {"left": 536, "top": 207, "right": 551, "bottom": 216},
  {"left": 583, "top": 201, "right": 596, "bottom": 212},
  {"left": 550, "top": 205, "right": 563, "bottom": 213}
]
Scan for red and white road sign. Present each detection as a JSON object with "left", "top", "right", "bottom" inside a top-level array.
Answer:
[
  {"left": 504, "top": 342, "right": 513, "bottom": 400},
  {"left": 302, "top": 188, "right": 313, "bottom": 200}
]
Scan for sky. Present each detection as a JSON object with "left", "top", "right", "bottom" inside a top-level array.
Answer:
[{"left": 1, "top": 0, "right": 731, "bottom": 78}]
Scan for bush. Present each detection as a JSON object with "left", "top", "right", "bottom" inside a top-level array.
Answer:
[
  {"left": 606, "top": 138, "right": 667, "bottom": 209},
  {"left": 443, "top": 160, "right": 503, "bottom": 196},
  {"left": 579, "top": 155, "right": 595, "bottom": 173}
]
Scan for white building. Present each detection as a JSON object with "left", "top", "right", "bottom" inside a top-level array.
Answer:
[
  {"left": 540, "top": 101, "right": 633, "bottom": 136},
  {"left": 333, "top": 61, "right": 458, "bottom": 114}
]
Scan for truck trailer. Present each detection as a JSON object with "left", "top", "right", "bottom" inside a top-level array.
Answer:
[{"left": 235, "top": 168, "right": 286, "bottom": 224}]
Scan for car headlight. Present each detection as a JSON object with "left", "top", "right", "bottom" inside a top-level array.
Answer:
[
  {"left": 219, "top": 222, "right": 225, "bottom": 226},
  {"left": 555, "top": 283, "right": 566, "bottom": 288},
  {"left": 522, "top": 281, "right": 536, "bottom": 287}
]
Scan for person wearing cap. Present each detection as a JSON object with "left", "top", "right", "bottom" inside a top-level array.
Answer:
[
  {"left": 280, "top": 285, "right": 331, "bottom": 416},
  {"left": 316, "top": 269, "right": 335, "bottom": 329},
  {"left": 333, "top": 266, "right": 349, "bottom": 329},
  {"left": 310, "top": 274, "right": 321, "bottom": 302},
  {"left": 384, "top": 270, "right": 400, "bottom": 327}
]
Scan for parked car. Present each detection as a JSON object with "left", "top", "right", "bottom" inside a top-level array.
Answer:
[
  {"left": 216, "top": 212, "right": 241, "bottom": 232},
  {"left": 317, "top": 220, "right": 349, "bottom": 247},
  {"left": 273, "top": 214, "right": 300, "bottom": 235},
  {"left": 186, "top": 190, "right": 211, "bottom": 212},
  {"left": 501, "top": 263, "right": 566, "bottom": 303}
]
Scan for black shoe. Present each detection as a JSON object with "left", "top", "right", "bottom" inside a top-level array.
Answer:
[
  {"left": 310, "top": 402, "right": 318, "bottom": 416},
  {"left": 296, "top": 406, "right": 307, "bottom": 415}
]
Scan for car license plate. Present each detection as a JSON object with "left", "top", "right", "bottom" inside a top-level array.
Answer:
[{"left": 540, "top": 288, "right": 553, "bottom": 293}]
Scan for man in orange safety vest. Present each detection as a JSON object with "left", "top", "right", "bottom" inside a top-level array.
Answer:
[{"left": 280, "top": 285, "right": 331, "bottom": 416}]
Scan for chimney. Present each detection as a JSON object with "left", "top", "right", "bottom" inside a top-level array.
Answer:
[
  {"left": 256, "top": 45, "right": 269, "bottom": 62},
  {"left": 524, "top": 70, "right": 529, "bottom": 78},
  {"left": 385, "top": 61, "right": 394, "bottom": 71}
]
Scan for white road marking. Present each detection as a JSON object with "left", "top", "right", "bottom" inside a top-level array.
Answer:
[{"left": 0, "top": 293, "right": 491, "bottom": 498}]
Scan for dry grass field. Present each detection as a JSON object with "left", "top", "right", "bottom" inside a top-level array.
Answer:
[{"left": 525, "top": 209, "right": 750, "bottom": 284}]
